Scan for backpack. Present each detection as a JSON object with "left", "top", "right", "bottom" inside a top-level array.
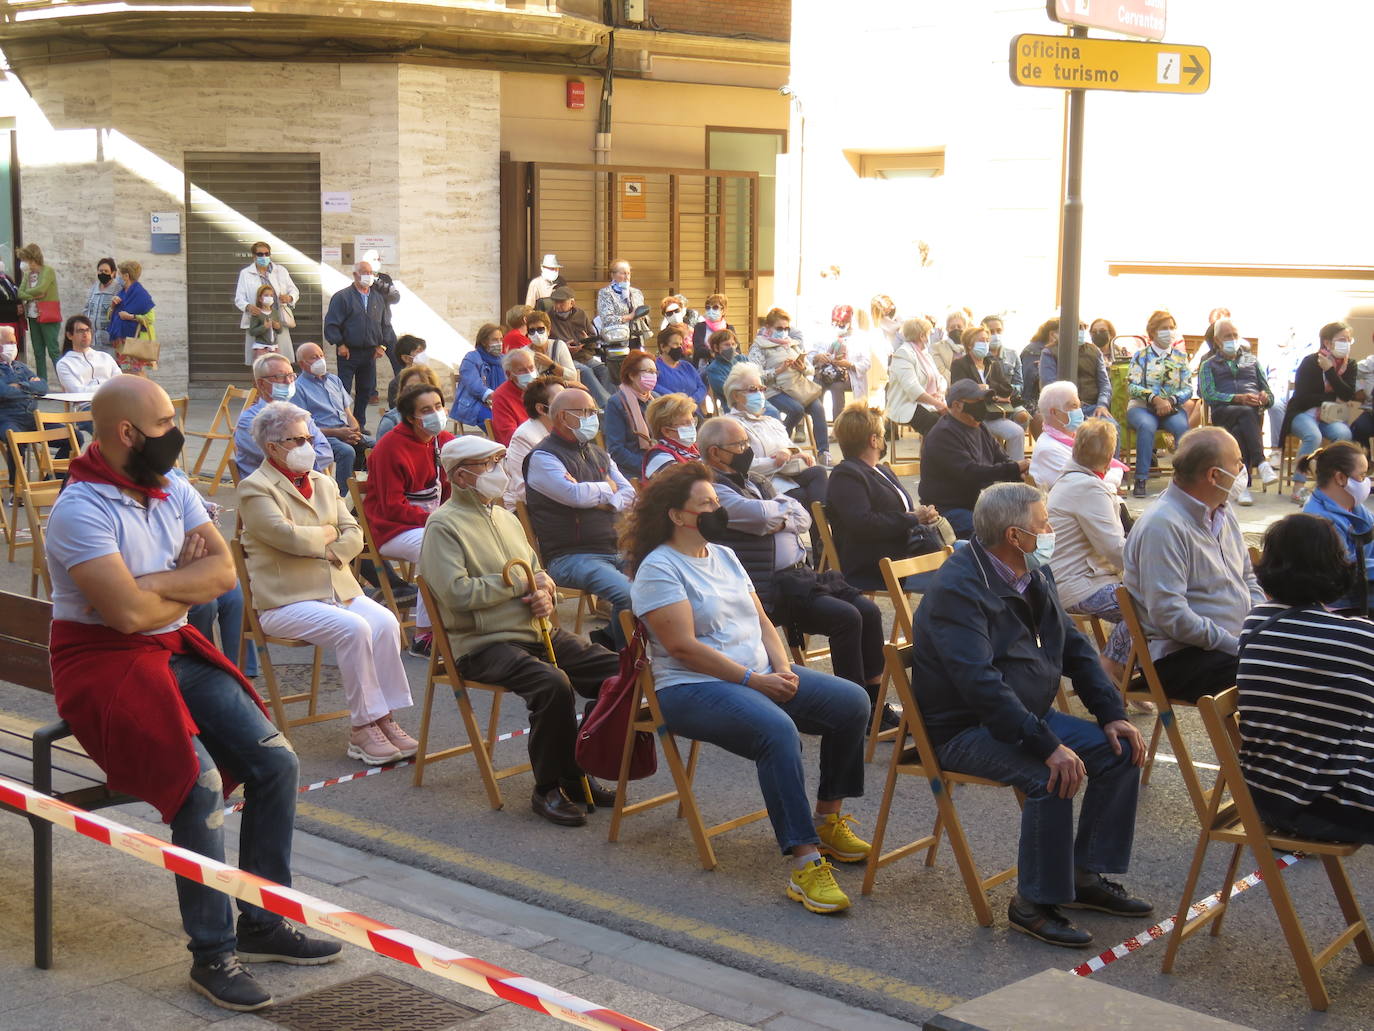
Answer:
[{"left": 575, "top": 619, "right": 658, "bottom": 781}]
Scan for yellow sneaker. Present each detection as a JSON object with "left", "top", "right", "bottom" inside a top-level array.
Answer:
[
  {"left": 787, "top": 857, "right": 851, "bottom": 914},
  {"left": 816, "top": 812, "right": 871, "bottom": 863}
]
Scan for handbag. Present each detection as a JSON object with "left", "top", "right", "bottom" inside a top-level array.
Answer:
[
  {"left": 120, "top": 312, "right": 159, "bottom": 362},
  {"left": 35, "top": 300, "right": 61, "bottom": 324},
  {"left": 575, "top": 620, "right": 658, "bottom": 781},
  {"left": 776, "top": 365, "right": 822, "bottom": 407},
  {"left": 279, "top": 304, "right": 296, "bottom": 330},
  {"left": 1320, "top": 400, "right": 1361, "bottom": 424},
  {"left": 906, "top": 515, "right": 956, "bottom": 555}
]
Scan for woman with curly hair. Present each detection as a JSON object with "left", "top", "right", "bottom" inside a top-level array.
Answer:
[{"left": 624, "top": 461, "right": 871, "bottom": 915}]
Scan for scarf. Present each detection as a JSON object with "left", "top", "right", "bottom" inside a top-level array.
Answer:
[
  {"left": 618, "top": 384, "right": 653, "bottom": 447},
  {"left": 704, "top": 317, "right": 726, "bottom": 333},
  {"left": 1320, "top": 348, "right": 1348, "bottom": 389},
  {"left": 66, "top": 440, "right": 168, "bottom": 501},
  {"left": 911, "top": 341, "right": 946, "bottom": 397},
  {"left": 657, "top": 436, "right": 699, "bottom": 462},
  {"left": 267, "top": 457, "right": 313, "bottom": 499}
]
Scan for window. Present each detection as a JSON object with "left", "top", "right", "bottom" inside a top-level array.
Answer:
[
  {"left": 707, "top": 128, "right": 785, "bottom": 274},
  {"left": 843, "top": 148, "right": 945, "bottom": 180}
]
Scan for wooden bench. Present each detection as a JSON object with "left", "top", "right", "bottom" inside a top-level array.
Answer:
[{"left": 0, "top": 591, "right": 132, "bottom": 969}]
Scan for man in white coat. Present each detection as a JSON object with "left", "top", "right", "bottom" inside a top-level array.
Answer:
[{"left": 234, "top": 241, "right": 299, "bottom": 364}]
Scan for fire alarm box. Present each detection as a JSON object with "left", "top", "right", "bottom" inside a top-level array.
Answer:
[{"left": 566, "top": 80, "right": 586, "bottom": 109}]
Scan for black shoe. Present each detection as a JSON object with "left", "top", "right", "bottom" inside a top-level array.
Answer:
[
  {"left": 1007, "top": 896, "right": 1094, "bottom": 948},
  {"left": 873, "top": 703, "right": 902, "bottom": 733},
  {"left": 392, "top": 584, "right": 418, "bottom": 605},
  {"left": 407, "top": 633, "right": 432, "bottom": 659},
  {"left": 1064, "top": 874, "right": 1155, "bottom": 917},
  {"left": 190, "top": 953, "right": 273, "bottom": 1011},
  {"left": 562, "top": 776, "right": 617, "bottom": 810},
  {"left": 1132, "top": 481, "right": 1148, "bottom": 498},
  {"left": 588, "top": 627, "right": 616, "bottom": 652},
  {"left": 532, "top": 785, "right": 587, "bottom": 827},
  {"left": 236, "top": 918, "right": 343, "bottom": 965}
]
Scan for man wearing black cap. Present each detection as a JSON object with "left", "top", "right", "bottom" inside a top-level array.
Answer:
[
  {"left": 917, "top": 379, "right": 1030, "bottom": 539},
  {"left": 549, "top": 286, "right": 612, "bottom": 404}
]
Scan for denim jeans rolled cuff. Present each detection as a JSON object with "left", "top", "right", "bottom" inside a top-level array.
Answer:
[
  {"left": 655, "top": 665, "right": 868, "bottom": 855},
  {"left": 935, "top": 710, "right": 1140, "bottom": 904},
  {"left": 168, "top": 654, "right": 299, "bottom": 960},
  {"left": 1290, "top": 409, "right": 1353, "bottom": 482},
  {"left": 546, "top": 551, "right": 632, "bottom": 648},
  {"left": 1126, "top": 405, "right": 1190, "bottom": 483}
]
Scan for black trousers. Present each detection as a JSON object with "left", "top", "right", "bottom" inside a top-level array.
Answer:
[
  {"left": 791, "top": 593, "right": 886, "bottom": 700},
  {"left": 1152, "top": 646, "right": 1237, "bottom": 704},
  {"left": 457, "top": 630, "right": 617, "bottom": 789},
  {"left": 1209, "top": 404, "right": 1266, "bottom": 477},
  {"left": 907, "top": 406, "right": 941, "bottom": 435}
]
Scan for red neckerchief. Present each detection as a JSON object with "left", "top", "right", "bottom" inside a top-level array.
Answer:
[
  {"left": 1319, "top": 348, "right": 1348, "bottom": 388},
  {"left": 657, "top": 436, "right": 700, "bottom": 462},
  {"left": 268, "top": 457, "right": 313, "bottom": 499},
  {"left": 66, "top": 440, "right": 169, "bottom": 501}
]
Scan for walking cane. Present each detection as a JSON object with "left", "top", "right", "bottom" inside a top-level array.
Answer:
[{"left": 502, "top": 558, "right": 596, "bottom": 810}]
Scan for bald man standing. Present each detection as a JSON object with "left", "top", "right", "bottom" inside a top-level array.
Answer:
[{"left": 45, "top": 377, "right": 340, "bottom": 1012}]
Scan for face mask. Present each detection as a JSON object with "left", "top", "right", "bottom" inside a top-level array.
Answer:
[
  {"left": 571, "top": 413, "right": 600, "bottom": 443},
  {"left": 97, "top": 272, "right": 113, "bottom": 285},
  {"left": 1154, "top": 329, "right": 1175, "bottom": 348},
  {"left": 1220, "top": 339, "right": 1238, "bottom": 358},
  {"left": 359, "top": 274, "right": 375, "bottom": 287},
  {"left": 667, "top": 347, "right": 684, "bottom": 362},
  {"left": 612, "top": 280, "right": 628, "bottom": 294},
  {"left": 744, "top": 391, "right": 766, "bottom": 415},
  {"left": 688, "top": 506, "right": 730, "bottom": 537},
  {"left": 962, "top": 401, "right": 988, "bottom": 421},
  {"left": 260, "top": 296, "right": 274, "bottom": 308},
  {"left": 1018, "top": 527, "right": 1056, "bottom": 570},
  {"left": 1065, "top": 407, "right": 1085, "bottom": 430},
  {"left": 772, "top": 328, "right": 789, "bottom": 341},
  {"left": 270, "top": 381, "right": 295, "bottom": 402},
  {"left": 283, "top": 442, "right": 314, "bottom": 473},
  {"left": 718, "top": 346, "right": 736, "bottom": 362},
  {"left": 541, "top": 267, "right": 559, "bottom": 282},
  {"left": 674, "top": 424, "right": 697, "bottom": 445},
  {"left": 1078, "top": 329, "right": 1088, "bottom": 344},
  {"left": 1091, "top": 328, "right": 1109, "bottom": 349},
  {"left": 638, "top": 371, "right": 658, "bottom": 392},
  {"left": 1212, "top": 466, "right": 1246, "bottom": 506},
  {"left": 727, "top": 445, "right": 754, "bottom": 478},
  {"left": 1332, "top": 339, "right": 1352, "bottom": 359},
  {"left": 0, "top": 343, "right": 15, "bottom": 363},
  {"left": 309, "top": 358, "right": 327, "bottom": 377},
  {"left": 972, "top": 341, "right": 990, "bottom": 359},
  {"left": 515, "top": 371, "right": 535, "bottom": 388},
  {"left": 255, "top": 255, "right": 270, "bottom": 268},
  {"left": 665, "top": 310, "right": 683, "bottom": 323},
  {"left": 705, "top": 307, "right": 722, "bottom": 320},
  {"left": 474, "top": 465, "right": 510, "bottom": 501},
  {"left": 1346, "top": 474, "right": 1372, "bottom": 506},
  {"left": 529, "top": 329, "right": 547, "bottom": 342},
  {"left": 420, "top": 410, "right": 445, "bottom": 436},
  {"left": 128, "top": 425, "right": 184, "bottom": 483},
  {"left": 485, "top": 339, "right": 503, "bottom": 355},
  {"left": 988, "top": 334, "right": 1003, "bottom": 350}
]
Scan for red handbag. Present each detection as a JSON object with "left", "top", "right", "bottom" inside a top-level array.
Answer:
[
  {"left": 35, "top": 300, "right": 61, "bottom": 324},
  {"left": 575, "top": 620, "right": 658, "bottom": 781}
]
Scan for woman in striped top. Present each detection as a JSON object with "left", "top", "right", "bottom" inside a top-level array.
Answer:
[{"left": 1239, "top": 513, "right": 1374, "bottom": 844}]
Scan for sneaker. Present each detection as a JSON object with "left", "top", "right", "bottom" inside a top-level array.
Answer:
[
  {"left": 816, "top": 813, "right": 871, "bottom": 863},
  {"left": 1007, "top": 896, "right": 1093, "bottom": 948},
  {"left": 190, "top": 953, "right": 272, "bottom": 1011},
  {"left": 1237, "top": 488, "right": 1254, "bottom": 506},
  {"left": 348, "top": 722, "right": 404, "bottom": 765},
  {"left": 407, "top": 632, "right": 432, "bottom": 659},
  {"left": 376, "top": 715, "right": 419, "bottom": 758},
  {"left": 1258, "top": 460, "right": 1279, "bottom": 486},
  {"left": 787, "top": 856, "right": 850, "bottom": 914},
  {"left": 1064, "top": 873, "right": 1154, "bottom": 917},
  {"left": 237, "top": 918, "right": 343, "bottom": 965},
  {"left": 391, "top": 584, "right": 418, "bottom": 606},
  {"left": 1132, "top": 482, "right": 1148, "bottom": 499}
]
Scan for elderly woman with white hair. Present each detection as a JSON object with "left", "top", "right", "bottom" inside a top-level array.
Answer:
[
  {"left": 1032, "top": 380, "right": 1128, "bottom": 492},
  {"left": 238, "top": 400, "right": 417, "bottom": 766},
  {"left": 723, "top": 360, "right": 828, "bottom": 510}
]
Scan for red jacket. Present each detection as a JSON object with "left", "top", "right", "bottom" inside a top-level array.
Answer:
[
  {"left": 49, "top": 620, "right": 269, "bottom": 823},
  {"left": 363, "top": 421, "right": 454, "bottom": 545},
  {"left": 490, "top": 381, "right": 527, "bottom": 446},
  {"left": 502, "top": 328, "right": 531, "bottom": 353}
]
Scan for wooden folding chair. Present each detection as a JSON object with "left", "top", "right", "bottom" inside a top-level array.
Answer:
[
  {"left": 1278, "top": 432, "right": 1301, "bottom": 494},
  {"left": 515, "top": 500, "right": 591, "bottom": 634},
  {"left": 409, "top": 576, "right": 532, "bottom": 808},
  {"left": 861, "top": 642, "right": 1022, "bottom": 924},
  {"left": 1162, "top": 687, "right": 1373, "bottom": 1011},
  {"left": 347, "top": 477, "right": 415, "bottom": 644},
  {"left": 6, "top": 428, "right": 68, "bottom": 564},
  {"left": 608, "top": 611, "right": 768, "bottom": 871},
  {"left": 21, "top": 481, "right": 60, "bottom": 599},
  {"left": 167, "top": 394, "right": 189, "bottom": 433},
  {"left": 1115, "top": 586, "right": 1223, "bottom": 821},
  {"left": 32, "top": 411, "right": 86, "bottom": 475},
  {"left": 229, "top": 540, "right": 339, "bottom": 741},
  {"left": 185, "top": 385, "right": 256, "bottom": 495},
  {"left": 1056, "top": 612, "right": 1109, "bottom": 714}
]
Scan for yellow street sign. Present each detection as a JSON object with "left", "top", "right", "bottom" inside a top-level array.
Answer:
[{"left": 1009, "top": 34, "right": 1210, "bottom": 94}]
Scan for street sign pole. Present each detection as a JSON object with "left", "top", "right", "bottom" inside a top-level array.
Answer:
[{"left": 1057, "top": 26, "right": 1086, "bottom": 387}]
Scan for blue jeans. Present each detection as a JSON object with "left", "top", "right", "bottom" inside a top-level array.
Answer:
[
  {"left": 336, "top": 347, "right": 378, "bottom": 429},
  {"left": 937, "top": 709, "right": 1140, "bottom": 904},
  {"left": 326, "top": 436, "right": 357, "bottom": 493},
  {"left": 167, "top": 654, "right": 299, "bottom": 961},
  {"left": 941, "top": 507, "right": 975, "bottom": 540},
  {"left": 546, "top": 552, "right": 632, "bottom": 649},
  {"left": 657, "top": 665, "right": 869, "bottom": 854},
  {"left": 769, "top": 392, "right": 829, "bottom": 454},
  {"left": 1125, "top": 405, "right": 1190, "bottom": 483},
  {"left": 0, "top": 409, "right": 36, "bottom": 481},
  {"left": 188, "top": 583, "right": 259, "bottom": 678},
  {"left": 1291, "top": 410, "right": 1353, "bottom": 483}
]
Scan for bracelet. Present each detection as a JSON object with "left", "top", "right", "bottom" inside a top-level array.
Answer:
[{"left": 741, "top": 669, "right": 754, "bottom": 687}]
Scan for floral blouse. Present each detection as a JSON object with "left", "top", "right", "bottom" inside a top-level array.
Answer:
[{"left": 1127, "top": 345, "right": 1193, "bottom": 409}]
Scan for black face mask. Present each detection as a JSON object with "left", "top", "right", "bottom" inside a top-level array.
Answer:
[
  {"left": 97, "top": 272, "right": 113, "bottom": 285},
  {"left": 1091, "top": 328, "right": 1109, "bottom": 349},
  {"left": 126, "top": 425, "right": 184, "bottom": 485},
  {"left": 961, "top": 401, "right": 988, "bottom": 422},
  {"left": 668, "top": 347, "right": 685, "bottom": 362},
  {"left": 691, "top": 507, "right": 730, "bottom": 537},
  {"left": 718, "top": 347, "right": 736, "bottom": 362},
  {"left": 726, "top": 445, "right": 754, "bottom": 478}
]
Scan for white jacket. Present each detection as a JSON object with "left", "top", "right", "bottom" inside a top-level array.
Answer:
[
  {"left": 885, "top": 342, "right": 944, "bottom": 425},
  {"left": 1045, "top": 461, "right": 1126, "bottom": 610},
  {"left": 234, "top": 263, "right": 299, "bottom": 329}
]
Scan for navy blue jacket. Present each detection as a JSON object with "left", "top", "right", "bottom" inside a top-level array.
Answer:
[
  {"left": 0, "top": 359, "right": 47, "bottom": 415},
  {"left": 911, "top": 539, "right": 1127, "bottom": 759},
  {"left": 323, "top": 285, "right": 387, "bottom": 353}
]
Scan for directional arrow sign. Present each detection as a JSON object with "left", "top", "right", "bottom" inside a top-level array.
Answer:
[{"left": 1010, "top": 34, "right": 1210, "bottom": 95}]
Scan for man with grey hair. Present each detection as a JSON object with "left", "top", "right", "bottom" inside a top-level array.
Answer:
[
  {"left": 1123, "top": 426, "right": 1264, "bottom": 703},
  {"left": 1198, "top": 319, "right": 1276, "bottom": 505},
  {"left": 233, "top": 351, "right": 333, "bottom": 484},
  {"left": 324, "top": 260, "right": 388, "bottom": 429},
  {"left": 292, "top": 340, "right": 371, "bottom": 486},
  {"left": 911, "top": 481, "right": 1148, "bottom": 949}
]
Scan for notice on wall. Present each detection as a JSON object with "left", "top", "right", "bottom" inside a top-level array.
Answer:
[
  {"left": 150, "top": 211, "right": 181, "bottom": 254},
  {"left": 621, "top": 176, "right": 646, "bottom": 220},
  {"left": 321, "top": 245, "right": 342, "bottom": 265},
  {"left": 354, "top": 234, "right": 396, "bottom": 270},
  {"left": 322, "top": 191, "right": 352, "bottom": 213}
]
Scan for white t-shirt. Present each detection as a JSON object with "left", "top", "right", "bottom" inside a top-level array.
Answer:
[{"left": 631, "top": 542, "right": 771, "bottom": 690}]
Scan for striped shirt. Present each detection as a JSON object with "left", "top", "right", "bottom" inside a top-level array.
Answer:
[{"left": 1237, "top": 603, "right": 1374, "bottom": 833}]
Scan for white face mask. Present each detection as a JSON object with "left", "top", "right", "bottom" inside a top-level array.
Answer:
[
  {"left": 1154, "top": 329, "right": 1175, "bottom": 348},
  {"left": 358, "top": 273, "right": 375, "bottom": 287},
  {"left": 309, "top": 358, "right": 327, "bottom": 377},
  {"left": 283, "top": 442, "right": 314, "bottom": 473},
  {"left": 0, "top": 343, "right": 16, "bottom": 362},
  {"left": 674, "top": 424, "right": 697, "bottom": 445},
  {"left": 260, "top": 296, "right": 274, "bottom": 308},
  {"left": 1213, "top": 466, "right": 1246, "bottom": 505},
  {"left": 541, "top": 267, "right": 559, "bottom": 282},
  {"left": 474, "top": 465, "right": 509, "bottom": 501},
  {"left": 1346, "top": 474, "right": 1372, "bottom": 506},
  {"left": 1332, "top": 338, "right": 1352, "bottom": 359}
]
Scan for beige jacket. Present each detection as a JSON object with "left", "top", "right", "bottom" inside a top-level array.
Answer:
[
  {"left": 238, "top": 462, "right": 365, "bottom": 610},
  {"left": 1044, "top": 461, "right": 1126, "bottom": 611}
]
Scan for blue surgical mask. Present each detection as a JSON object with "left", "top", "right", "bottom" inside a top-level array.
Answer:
[
  {"left": 1221, "top": 339, "right": 1238, "bottom": 358},
  {"left": 744, "top": 390, "right": 766, "bottom": 414},
  {"left": 270, "top": 381, "right": 295, "bottom": 402},
  {"left": 612, "top": 280, "right": 628, "bottom": 294},
  {"left": 972, "top": 341, "right": 990, "bottom": 359},
  {"left": 515, "top": 371, "right": 535, "bottom": 388},
  {"left": 772, "top": 328, "right": 789, "bottom": 341},
  {"left": 1065, "top": 407, "right": 1085, "bottom": 430},
  {"left": 988, "top": 334, "right": 1003, "bottom": 351},
  {"left": 255, "top": 255, "right": 270, "bottom": 268},
  {"left": 420, "top": 410, "right": 445, "bottom": 436},
  {"left": 1019, "top": 528, "right": 1056, "bottom": 570},
  {"left": 1078, "top": 329, "right": 1087, "bottom": 344},
  {"left": 571, "top": 413, "right": 599, "bottom": 443},
  {"left": 1155, "top": 329, "right": 1175, "bottom": 348},
  {"left": 705, "top": 307, "right": 722, "bottom": 320}
]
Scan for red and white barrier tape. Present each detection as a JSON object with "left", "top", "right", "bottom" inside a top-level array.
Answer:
[
  {"left": 0, "top": 776, "right": 658, "bottom": 1031},
  {"left": 1070, "top": 851, "right": 1304, "bottom": 977}
]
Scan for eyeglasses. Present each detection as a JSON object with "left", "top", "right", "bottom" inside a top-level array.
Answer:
[
  {"left": 275, "top": 435, "right": 311, "bottom": 448},
  {"left": 716, "top": 440, "right": 750, "bottom": 453},
  {"left": 263, "top": 372, "right": 296, "bottom": 383},
  {"left": 461, "top": 457, "right": 504, "bottom": 473},
  {"left": 253, "top": 251, "right": 271, "bottom": 258},
  {"left": 564, "top": 407, "right": 599, "bottom": 418}
]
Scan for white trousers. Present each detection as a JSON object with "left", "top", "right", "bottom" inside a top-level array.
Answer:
[
  {"left": 379, "top": 527, "right": 428, "bottom": 629},
  {"left": 258, "top": 596, "right": 412, "bottom": 725}
]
